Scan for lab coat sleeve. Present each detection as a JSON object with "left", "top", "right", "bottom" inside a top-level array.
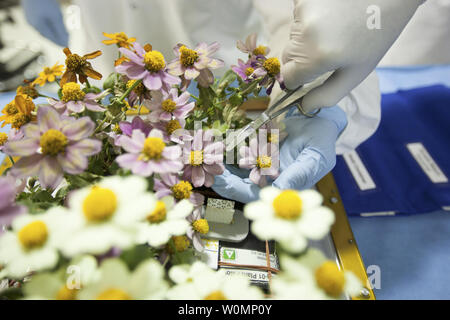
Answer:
[{"left": 252, "top": 0, "right": 381, "bottom": 154}]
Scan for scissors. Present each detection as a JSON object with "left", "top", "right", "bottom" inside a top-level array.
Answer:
[{"left": 225, "top": 83, "right": 321, "bottom": 152}]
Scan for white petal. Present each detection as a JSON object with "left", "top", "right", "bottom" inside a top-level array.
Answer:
[{"left": 296, "top": 206, "right": 335, "bottom": 240}]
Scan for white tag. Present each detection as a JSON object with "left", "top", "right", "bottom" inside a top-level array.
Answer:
[
  {"left": 342, "top": 151, "right": 376, "bottom": 191},
  {"left": 200, "top": 239, "right": 219, "bottom": 270},
  {"left": 220, "top": 247, "right": 279, "bottom": 270},
  {"left": 406, "top": 143, "right": 448, "bottom": 184}
]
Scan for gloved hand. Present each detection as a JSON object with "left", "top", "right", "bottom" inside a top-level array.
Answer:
[
  {"left": 282, "top": 0, "right": 423, "bottom": 112},
  {"left": 212, "top": 106, "right": 347, "bottom": 203},
  {"left": 22, "top": 0, "right": 69, "bottom": 47}
]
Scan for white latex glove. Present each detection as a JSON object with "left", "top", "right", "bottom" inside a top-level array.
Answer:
[{"left": 282, "top": 0, "right": 424, "bottom": 112}]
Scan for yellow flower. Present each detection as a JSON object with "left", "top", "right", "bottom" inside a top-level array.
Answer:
[
  {"left": 0, "top": 94, "right": 35, "bottom": 129},
  {"left": 16, "top": 80, "right": 39, "bottom": 99},
  {"left": 102, "top": 32, "right": 136, "bottom": 49},
  {"left": 33, "top": 63, "right": 64, "bottom": 87},
  {"left": 61, "top": 47, "right": 102, "bottom": 86}
]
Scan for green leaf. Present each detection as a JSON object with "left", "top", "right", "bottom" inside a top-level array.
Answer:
[{"left": 120, "top": 245, "right": 156, "bottom": 271}]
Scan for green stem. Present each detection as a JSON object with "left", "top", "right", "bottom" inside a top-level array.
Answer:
[
  {"left": 94, "top": 117, "right": 108, "bottom": 134},
  {"left": 85, "top": 79, "right": 91, "bottom": 89},
  {"left": 8, "top": 156, "right": 15, "bottom": 165},
  {"left": 119, "top": 79, "right": 142, "bottom": 102},
  {"left": 190, "top": 94, "right": 199, "bottom": 101}
]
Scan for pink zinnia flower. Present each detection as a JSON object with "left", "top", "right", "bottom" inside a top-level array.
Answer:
[
  {"left": 231, "top": 58, "right": 259, "bottom": 83},
  {"left": 236, "top": 33, "right": 270, "bottom": 57},
  {"left": 252, "top": 56, "right": 285, "bottom": 94},
  {"left": 0, "top": 176, "right": 26, "bottom": 234},
  {"left": 239, "top": 138, "right": 279, "bottom": 187},
  {"left": 116, "top": 128, "right": 183, "bottom": 177},
  {"left": 48, "top": 82, "right": 106, "bottom": 114},
  {"left": 154, "top": 173, "right": 205, "bottom": 207},
  {"left": 147, "top": 88, "right": 194, "bottom": 123},
  {"left": 116, "top": 42, "right": 181, "bottom": 91},
  {"left": 182, "top": 130, "right": 224, "bottom": 187},
  {"left": 167, "top": 42, "right": 224, "bottom": 88},
  {"left": 4, "top": 106, "right": 102, "bottom": 189}
]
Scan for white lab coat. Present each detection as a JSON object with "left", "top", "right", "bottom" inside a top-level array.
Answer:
[{"left": 70, "top": 0, "right": 450, "bottom": 154}]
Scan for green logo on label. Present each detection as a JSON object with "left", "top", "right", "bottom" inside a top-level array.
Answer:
[{"left": 223, "top": 249, "right": 236, "bottom": 260}]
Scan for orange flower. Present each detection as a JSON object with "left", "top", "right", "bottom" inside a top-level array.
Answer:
[
  {"left": 33, "top": 63, "right": 64, "bottom": 87},
  {"left": 102, "top": 32, "right": 136, "bottom": 49},
  {"left": 16, "top": 80, "right": 39, "bottom": 99},
  {"left": 0, "top": 94, "right": 36, "bottom": 129},
  {"left": 61, "top": 48, "right": 103, "bottom": 86}
]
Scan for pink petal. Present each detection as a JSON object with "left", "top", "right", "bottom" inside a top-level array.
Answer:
[
  {"left": 163, "top": 145, "right": 182, "bottom": 160},
  {"left": 69, "top": 139, "right": 102, "bottom": 156},
  {"left": 191, "top": 166, "right": 205, "bottom": 187},
  {"left": 249, "top": 168, "right": 262, "bottom": 186},
  {"left": 67, "top": 101, "right": 84, "bottom": 113},
  {"left": 10, "top": 154, "right": 43, "bottom": 178},
  {"left": 184, "top": 67, "right": 200, "bottom": 80},
  {"left": 57, "top": 148, "right": 88, "bottom": 174},
  {"left": 203, "top": 163, "right": 224, "bottom": 176},
  {"left": 116, "top": 153, "right": 139, "bottom": 169},
  {"left": 38, "top": 157, "right": 63, "bottom": 190},
  {"left": 3, "top": 138, "right": 39, "bottom": 156},
  {"left": 62, "top": 116, "right": 95, "bottom": 141},
  {"left": 143, "top": 73, "right": 162, "bottom": 91},
  {"left": 119, "top": 135, "right": 143, "bottom": 154},
  {"left": 38, "top": 106, "right": 60, "bottom": 132}
]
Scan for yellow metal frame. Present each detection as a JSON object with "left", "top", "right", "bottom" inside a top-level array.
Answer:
[{"left": 316, "top": 173, "right": 375, "bottom": 300}]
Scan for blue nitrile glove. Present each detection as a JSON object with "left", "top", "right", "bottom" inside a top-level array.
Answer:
[
  {"left": 22, "top": 0, "right": 69, "bottom": 47},
  {"left": 212, "top": 105, "right": 348, "bottom": 203}
]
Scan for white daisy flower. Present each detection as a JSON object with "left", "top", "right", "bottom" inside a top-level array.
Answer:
[
  {"left": 244, "top": 187, "right": 335, "bottom": 253},
  {"left": 61, "top": 175, "right": 156, "bottom": 257},
  {"left": 272, "top": 249, "right": 362, "bottom": 300},
  {"left": 22, "top": 255, "right": 98, "bottom": 300},
  {"left": 78, "top": 258, "right": 168, "bottom": 300},
  {"left": 0, "top": 207, "right": 71, "bottom": 279},
  {"left": 166, "top": 261, "right": 263, "bottom": 300},
  {"left": 137, "top": 196, "right": 193, "bottom": 248}
]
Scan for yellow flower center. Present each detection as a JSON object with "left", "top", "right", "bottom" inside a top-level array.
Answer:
[
  {"left": 256, "top": 155, "right": 272, "bottom": 169},
  {"left": 126, "top": 80, "right": 146, "bottom": 96},
  {"left": 18, "top": 220, "right": 48, "bottom": 250},
  {"left": 252, "top": 45, "right": 267, "bottom": 56},
  {"left": 147, "top": 200, "right": 167, "bottom": 223},
  {"left": 204, "top": 290, "right": 227, "bottom": 300},
  {"left": 171, "top": 235, "right": 190, "bottom": 252},
  {"left": 66, "top": 53, "right": 86, "bottom": 72},
  {"left": 166, "top": 120, "right": 182, "bottom": 135},
  {"left": 171, "top": 181, "right": 193, "bottom": 200},
  {"left": 315, "top": 261, "right": 346, "bottom": 298},
  {"left": 61, "top": 82, "right": 86, "bottom": 102},
  {"left": 142, "top": 137, "right": 166, "bottom": 160},
  {"left": 40, "top": 129, "right": 68, "bottom": 156},
  {"left": 143, "top": 50, "right": 165, "bottom": 73},
  {"left": 82, "top": 187, "right": 118, "bottom": 222},
  {"left": 272, "top": 190, "right": 303, "bottom": 220},
  {"left": 192, "top": 219, "right": 209, "bottom": 234},
  {"left": 56, "top": 285, "right": 77, "bottom": 300},
  {"left": 190, "top": 150, "right": 204, "bottom": 166},
  {"left": 97, "top": 288, "right": 131, "bottom": 300},
  {"left": 17, "top": 85, "right": 39, "bottom": 99},
  {"left": 179, "top": 45, "right": 199, "bottom": 67},
  {"left": 5, "top": 102, "right": 18, "bottom": 115},
  {"left": 263, "top": 57, "right": 281, "bottom": 77},
  {"left": 11, "top": 113, "right": 31, "bottom": 129},
  {"left": 245, "top": 67, "right": 255, "bottom": 77},
  {"left": 0, "top": 132, "right": 8, "bottom": 146},
  {"left": 161, "top": 99, "right": 177, "bottom": 113}
]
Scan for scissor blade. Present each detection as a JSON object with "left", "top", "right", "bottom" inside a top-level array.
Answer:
[{"left": 225, "top": 114, "right": 269, "bottom": 152}]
